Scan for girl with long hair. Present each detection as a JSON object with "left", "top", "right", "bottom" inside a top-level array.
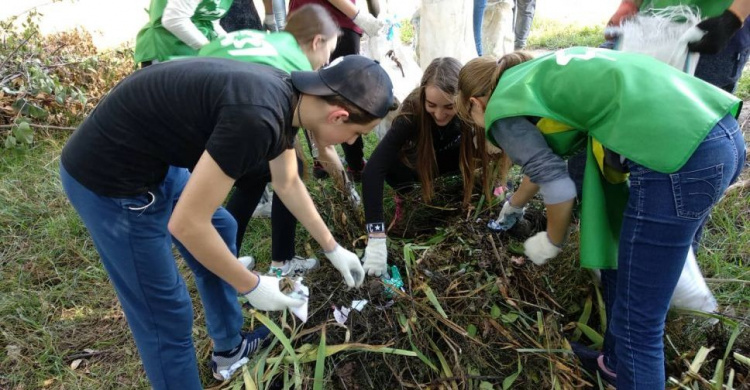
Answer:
[
  {"left": 360, "top": 57, "right": 497, "bottom": 277},
  {"left": 455, "top": 48, "right": 745, "bottom": 389}
]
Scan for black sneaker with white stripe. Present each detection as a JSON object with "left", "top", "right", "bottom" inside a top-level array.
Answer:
[{"left": 211, "top": 326, "right": 271, "bottom": 381}]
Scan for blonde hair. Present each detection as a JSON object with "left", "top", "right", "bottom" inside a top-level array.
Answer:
[{"left": 456, "top": 51, "right": 534, "bottom": 197}]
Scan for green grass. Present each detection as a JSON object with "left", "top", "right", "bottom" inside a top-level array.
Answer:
[
  {"left": 1, "top": 128, "right": 747, "bottom": 389},
  {"left": 736, "top": 68, "right": 750, "bottom": 100},
  {"left": 526, "top": 17, "right": 606, "bottom": 50}
]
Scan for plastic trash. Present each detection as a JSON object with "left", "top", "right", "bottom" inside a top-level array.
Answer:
[
  {"left": 671, "top": 246, "right": 717, "bottom": 313},
  {"left": 382, "top": 265, "right": 404, "bottom": 299}
]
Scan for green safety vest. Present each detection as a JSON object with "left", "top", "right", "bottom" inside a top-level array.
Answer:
[
  {"left": 135, "top": 0, "right": 233, "bottom": 64},
  {"left": 198, "top": 30, "right": 313, "bottom": 72},
  {"left": 641, "top": 0, "right": 732, "bottom": 18},
  {"left": 485, "top": 47, "right": 740, "bottom": 268}
]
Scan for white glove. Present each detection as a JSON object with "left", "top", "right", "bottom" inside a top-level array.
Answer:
[
  {"left": 347, "top": 181, "right": 362, "bottom": 208},
  {"left": 244, "top": 274, "right": 306, "bottom": 311},
  {"left": 523, "top": 232, "right": 562, "bottom": 265},
  {"left": 263, "top": 14, "right": 277, "bottom": 31},
  {"left": 352, "top": 10, "right": 385, "bottom": 37},
  {"left": 362, "top": 237, "right": 388, "bottom": 277},
  {"left": 488, "top": 200, "right": 525, "bottom": 231},
  {"left": 325, "top": 244, "right": 365, "bottom": 288}
]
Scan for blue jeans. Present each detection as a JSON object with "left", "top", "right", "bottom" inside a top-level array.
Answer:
[
  {"left": 60, "top": 164, "right": 244, "bottom": 390},
  {"left": 600, "top": 114, "right": 745, "bottom": 389},
  {"left": 473, "top": 0, "right": 487, "bottom": 56},
  {"left": 514, "top": 0, "right": 536, "bottom": 50}
]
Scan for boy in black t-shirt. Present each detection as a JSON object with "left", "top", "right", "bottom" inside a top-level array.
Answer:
[{"left": 60, "top": 55, "right": 393, "bottom": 389}]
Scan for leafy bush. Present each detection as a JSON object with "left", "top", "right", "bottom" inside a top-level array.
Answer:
[{"left": 0, "top": 10, "right": 134, "bottom": 148}]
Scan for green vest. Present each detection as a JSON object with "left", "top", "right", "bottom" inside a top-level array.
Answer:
[
  {"left": 135, "top": 0, "right": 233, "bottom": 63},
  {"left": 485, "top": 47, "right": 740, "bottom": 268},
  {"left": 198, "top": 30, "right": 313, "bottom": 72},
  {"left": 641, "top": 0, "right": 732, "bottom": 18},
  {"left": 486, "top": 47, "right": 739, "bottom": 174}
]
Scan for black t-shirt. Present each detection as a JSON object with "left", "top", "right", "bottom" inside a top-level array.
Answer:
[
  {"left": 362, "top": 113, "right": 462, "bottom": 224},
  {"left": 61, "top": 57, "right": 297, "bottom": 197}
]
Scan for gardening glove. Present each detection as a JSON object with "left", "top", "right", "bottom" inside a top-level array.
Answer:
[
  {"left": 325, "top": 244, "right": 365, "bottom": 288},
  {"left": 688, "top": 10, "right": 744, "bottom": 55},
  {"left": 362, "top": 237, "right": 388, "bottom": 277},
  {"left": 523, "top": 232, "right": 562, "bottom": 266},
  {"left": 244, "top": 274, "right": 305, "bottom": 311},
  {"left": 605, "top": 0, "right": 639, "bottom": 40},
  {"left": 487, "top": 200, "right": 525, "bottom": 231},
  {"left": 353, "top": 9, "right": 385, "bottom": 37},
  {"left": 263, "top": 14, "right": 278, "bottom": 32},
  {"left": 347, "top": 181, "right": 362, "bottom": 209}
]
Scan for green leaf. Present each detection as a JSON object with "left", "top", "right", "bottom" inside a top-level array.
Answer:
[
  {"left": 502, "top": 357, "right": 523, "bottom": 390},
  {"left": 572, "top": 295, "right": 593, "bottom": 341},
  {"left": 13, "top": 121, "right": 33, "bottom": 144},
  {"left": 508, "top": 242, "right": 525, "bottom": 255},
  {"left": 28, "top": 103, "right": 47, "bottom": 119},
  {"left": 253, "top": 312, "right": 302, "bottom": 388},
  {"left": 242, "top": 365, "right": 257, "bottom": 390},
  {"left": 423, "top": 284, "right": 448, "bottom": 319},
  {"left": 575, "top": 322, "right": 603, "bottom": 347},
  {"left": 501, "top": 313, "right": 518, "bottom": 324},
  {"left": 313, "top": 327, "right": 327, "bottom": 390},
  {"left": 479, "top": 382, "right": 494, "bottom": 390},
  {"left": 4, "top": 135, "right": 17, "bottom": 148},
  {"left": 467, "top": 324, "right": 477, "bottom": 337},
  {"left": 490, "top": 304, "right": 502, "bottom": 319}
]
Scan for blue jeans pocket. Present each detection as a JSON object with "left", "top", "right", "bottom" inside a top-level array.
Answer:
[
  {"left": 114, "top": 192, "right": 156, "bottom": 211},
  {"left": 670, "top": 164, "right": 724, "bottom": 220}
]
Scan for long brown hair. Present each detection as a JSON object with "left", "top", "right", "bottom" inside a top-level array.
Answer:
[
  {"left": 285, "top": 4, "right": 340, "bottom": 46},
  {"left": 456, "top": 52, "right": 534, "bottom": 193},
  {"left": 396, "top": 57, "right": 464, "bottom": 203}
]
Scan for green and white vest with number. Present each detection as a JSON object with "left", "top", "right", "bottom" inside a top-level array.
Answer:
[
  {"left": 198, "top": 30, "right": 313, "bottom": 72},
  {"left": 135, "top": 0, "right": 233, "bottom": 64},
  {"left": 485, "top": 47, "right": 740, "bottom": 268}
]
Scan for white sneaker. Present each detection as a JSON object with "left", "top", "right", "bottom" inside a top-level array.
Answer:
[
  {"left": 267, "top": 256, "right": 319, "bottom": 277},
  {"left": 251, "top": 198, "right": 272, "bottom": 218},
  {"left": 238, "top": 256, "right": 255, "bottom": 270}
]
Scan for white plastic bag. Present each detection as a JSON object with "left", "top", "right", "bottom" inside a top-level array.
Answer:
[
  {"left": 417, "top": 0, "right": 476, "bottom": 69},
  {"left": 592, "top": 246, "right": 717, "bottom": 313},
  {"left": 363, "top": 21, "right": 422, "bottom": 140},
  {"left": 481, "top": 0, "right": 515, "bottom": 58},
  {"left": 617, "top": 5, "right": 703, "bottom": 75},
  {"left": 670, "top": 246, "right": 717, "bottom": 313}
]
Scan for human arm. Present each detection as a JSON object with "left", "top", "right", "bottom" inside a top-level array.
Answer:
[
  {"left": 270, "top": 149, "right": 365, "bottom": 287},
  {"left": 362, "top": 115, "right": 414, "bottom": 228},
  {"left": 162, "top": 0, "right": 212, "bottom": 49},
  {"left": 490, "top": 117, "right": 577, "bottom": 262},
  {"left": 604, "top": 0, "right": 641, "bottom": 40},
  {"left": 327, "top": 0, "right": 384, "bottom": 36},
  {"left": 360, "top": 116, "right": 414, "bottom": 276},
  {"left": 317, "top": 143, "right": 361, "bottom": 207},
  {"left": 169, "top": 152, "right": 303, "bottom": 310}
]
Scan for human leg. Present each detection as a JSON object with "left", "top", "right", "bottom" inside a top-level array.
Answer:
[
  {"left": 608, "top": 115, "right": 743, "bottom": 388},
  {"left": 61, "top": 165, "right": 202, "bottom": 389},
  {"left": 473, "top": 0, "right": 487, "bottom": 56},
  {"left": 514, "top": 0, "right": 536, "bottom": 50}
]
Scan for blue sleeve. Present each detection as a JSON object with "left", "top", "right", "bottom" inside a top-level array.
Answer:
[{"left": 490, "top": 117, "right": 577, "bottom": 204}]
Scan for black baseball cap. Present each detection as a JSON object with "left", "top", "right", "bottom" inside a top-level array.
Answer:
[{"left": 291, "top": 55, "right": 394, "bottom": 118}]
